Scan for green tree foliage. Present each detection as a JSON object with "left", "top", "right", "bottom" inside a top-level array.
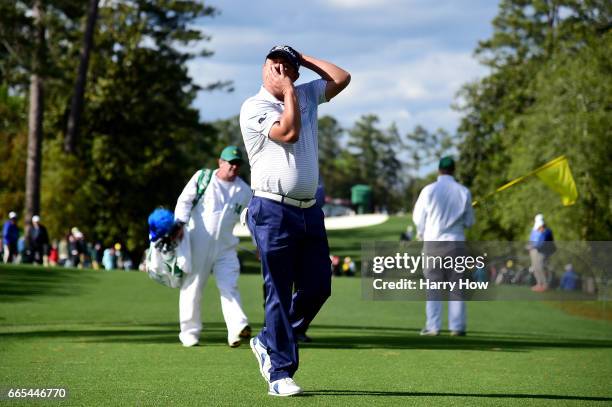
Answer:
[
  {"left": 499, "top": 33, "right": 612, "bottom": 240},
  {"left": 47, "top": 1, "right": 218, "bottom": 251},
  {"left": 64, "top": 0, "right": 100, "bottom": 154},
  {"left": 318, "top": 116, "right": 342, "bottom": 170},
  {"left": 345, "top": 115, "right": 406, "bottom": 211},
  {"left": 1, "top": 0, "right": 222, "bottom": 258},
  {"left": 24, "top": 0, "right": 45, "bottom": 229},
  {"left": 210, "top": 115, "right": 251, "bottom": 183},
  {"left": 211, "top": 115, "right": 242, "bottom": 154},
  {"left": 456, "top": 0, "right": 612, "bottom": 240},
  {"left": 404, "top": 125, "right": 457, "bottom": 207},
  {"left": 315, "top": 115, "right": 456, "bottom": 213},
  {"left": 0, "top": 87, "right": 27, "bottom": 216},
  {"left": 318, "top": 115, "right": 350, "bottom": 198}
]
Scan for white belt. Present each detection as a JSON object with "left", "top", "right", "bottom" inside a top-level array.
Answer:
[{"left": 253, "top": 190, "right": 316, "bottom": 208}]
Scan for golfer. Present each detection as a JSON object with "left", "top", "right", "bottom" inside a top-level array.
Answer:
[
  {"left": 174, "top": 146, "right": 252, "bottom": 348},
  {"left": 240, "top": 45, "right": 350, "bottom": 396}
]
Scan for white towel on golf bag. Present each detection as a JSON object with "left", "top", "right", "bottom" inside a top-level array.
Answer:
[{"left": 146, "top": 229, "right": 192, "bottom": 288}]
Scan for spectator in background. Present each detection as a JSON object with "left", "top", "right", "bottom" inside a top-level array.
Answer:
[
  {"left": 58, "top": 236, "right": 69, "bottom": 266},
  {"left": 17, "top": 235, "right": 26, "bottom": 263},
  {"left": 68, "top": 227, "right": 86, "bottom": 268},
  {"left": 2, "top": 211, "right": 19, "bottom": 264},
  {"left": 67, "top": 234, "right": 78, "bottom": 267},
  {"left": 91, "top": 242, "right": 103, "bottom": 270},
  {"left": 489, "top": 264, "right": 497, "bottom": 283},
  {"left": 342, "top": 256, "right": 356, "bottom": 276},
  {"left": 102, "top": 246, "right": 116, "bottom": 270},
  {"left": 114, "top": 243, "right": 124, "bottom": 270},
  {"left": 75, "top": 229, "right": 87, "bottom": 267},
  {"left": 474, "top": 266, "right": 487, "bottom": 283},
  {"left": 48, "top": 241, "right": 59, "bottom": 266},
  {"left": 560, "top": 264, "right": 580, "bottom": 291},
  {"left": 122, "top": 247, "right": 133, "bottom": 271},
  {"left": 330, "top": 255, "right": 341, "bottom": 276},
  {"left": 528, "top": 214, "right": 556, "bottom": 292},
  {"left": 138, "top": 249, "right": 148, "bottom": 272},
  {"left": 495, "top": 261, "right": 509, "bottom": 285},
  {"left": 400, "top": 225, "right": 414, "bottom": 241},
  {"left": 26, "top": 215, "right": 50, "bottom": 266},
  {"left": 82, "top": 242, "right": 92, "bottom": 269}
]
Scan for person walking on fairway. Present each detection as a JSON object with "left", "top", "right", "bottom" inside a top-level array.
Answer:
[
  {"left": 412, "top": 156, "right": 475, "bottom": 336},
  {"left": 240, "top": 45, "right": 350, "bottom": 396},
  {"left": 2, "top": 211, "right": 19, "bottom": 264},
  {"left": 174, "top": 146, "right": 252, "bottom": 348}
]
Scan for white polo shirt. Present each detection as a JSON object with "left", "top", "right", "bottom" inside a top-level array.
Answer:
[
  {"left": 240, "top": 79, "right": 327, "bottom": 200},
  {"left": 412, "top": 175, "right": 475, "bottom": 241}
]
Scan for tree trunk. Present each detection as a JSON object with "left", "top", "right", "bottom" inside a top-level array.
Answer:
[
  {"left": 64, "top": 0, "right": 99, "bottom": 154},
  {"left": 24, "top": 0, "right": 45, "bottom": 230}
]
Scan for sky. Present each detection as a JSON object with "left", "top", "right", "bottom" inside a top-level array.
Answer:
[{"left": 187, "top": 0, "right": 499, "bottom": 136}]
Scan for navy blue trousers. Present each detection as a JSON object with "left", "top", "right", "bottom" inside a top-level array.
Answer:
[{"left": 247, "top": 196, "right": 331, "bottom": 381}]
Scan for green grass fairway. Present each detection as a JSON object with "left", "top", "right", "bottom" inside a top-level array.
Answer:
[{"left": 1, "top": 217, "right": 611, "bottom": 406}]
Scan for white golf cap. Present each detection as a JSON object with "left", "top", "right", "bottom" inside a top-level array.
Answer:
[
  {"left": 533, "top": 213, "right": 545, "bottom": 230},
  {"left": 8, "top": 211, "right": 17, "bottom": 219},
  {"left": 32, "top": 215, "right": 40, "bottom": 222}
]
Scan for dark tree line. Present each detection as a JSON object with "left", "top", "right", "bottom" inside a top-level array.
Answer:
[
  {"left": 2, "top": 0, "right": 609, "bottom": 263},
  {"left": 455, "top": 0, "right": 612, "bottom": 240},
  {"left": 0, "top": 0, "right": 223, "bottom": 256}
]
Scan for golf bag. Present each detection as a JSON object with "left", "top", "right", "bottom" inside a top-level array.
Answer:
[
  {"left": 146, "top": 227, "right": 191, "bottom": 288},
  {"left": 145, "top": 168, "right": 213, "bottom": 288}
]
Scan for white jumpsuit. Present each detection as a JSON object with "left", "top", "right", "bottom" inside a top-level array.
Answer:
[
  {"left": 412, "top": 174, "right": 475, "bottom": 333},
  {"left": 174, "top": 169, "right": 252, "bottom": 346}
]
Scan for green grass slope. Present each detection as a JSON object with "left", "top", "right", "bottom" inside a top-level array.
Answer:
[{"left": 1, "top": 216, "right": 611, "bottom": 406}]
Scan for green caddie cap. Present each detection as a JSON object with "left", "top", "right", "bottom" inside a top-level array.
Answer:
[
  {"left": 220, "top": 146, "right": 243, "bottom": 162},
  {"left": 439, "top": 156, "right": 455, "bottom": 170}
]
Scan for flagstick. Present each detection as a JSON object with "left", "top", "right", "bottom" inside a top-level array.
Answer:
[{"left": 472, "top": 155, "right": 568, "bottom": 207}]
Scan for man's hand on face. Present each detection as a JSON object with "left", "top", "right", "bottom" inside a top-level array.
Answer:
[{"left": 265, "top": 60, "right": 295, "bottom": 96}]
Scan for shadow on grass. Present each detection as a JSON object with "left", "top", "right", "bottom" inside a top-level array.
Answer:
[
  {"left": 0, "top": 322, "right": 230, "bottom": 346},
  {"left": 0, "top": 265, "right": 97, "bottom": 302},
  {"left": 297, "top": 323, "right": 612, "bottom": 351},
  {"left": 2, "top": 321, "right": 612, "bottom": 352},
  {"left": 303, "top": 389, "right": 612, "bottom": 402},
  {"left": 299, "top": 323, "right": 612, "bottom": 352}
]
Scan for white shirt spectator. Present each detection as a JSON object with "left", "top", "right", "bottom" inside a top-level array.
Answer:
[
  {"left": 240, "top": 79, "right": 327, "bottom": 200},
  {"left": 412, "top": 175, "right": 475, "bottom": 241}
]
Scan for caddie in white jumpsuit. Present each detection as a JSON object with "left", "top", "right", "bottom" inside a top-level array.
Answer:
[
  {"left": 174, "top": 146, "right": 252, "bottom": 347},
  {"left": 412, "top": 156, "right": 475, "bottom": 336}
]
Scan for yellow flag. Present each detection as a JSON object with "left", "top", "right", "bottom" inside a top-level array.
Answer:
[
  {"left": 472, "top": 155, "right": 578, "bottom": 207},
  {"left": 535, "top": 156, "right": 578, "bottom": 206}
]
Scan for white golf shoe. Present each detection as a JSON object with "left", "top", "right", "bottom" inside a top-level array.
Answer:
[
  {"left": 249, "top": 337, "right": 271, "bottom": 382},
  {"left": 268, "top": 378, "right": 303, "bottom": 397},
  {"left": 179, "top": 333, "right": 199, "bottom": 347}
]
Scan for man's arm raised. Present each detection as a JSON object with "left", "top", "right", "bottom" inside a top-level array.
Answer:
[{"left": 301, "top": 54, "right": 351, "bottom": 101}]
